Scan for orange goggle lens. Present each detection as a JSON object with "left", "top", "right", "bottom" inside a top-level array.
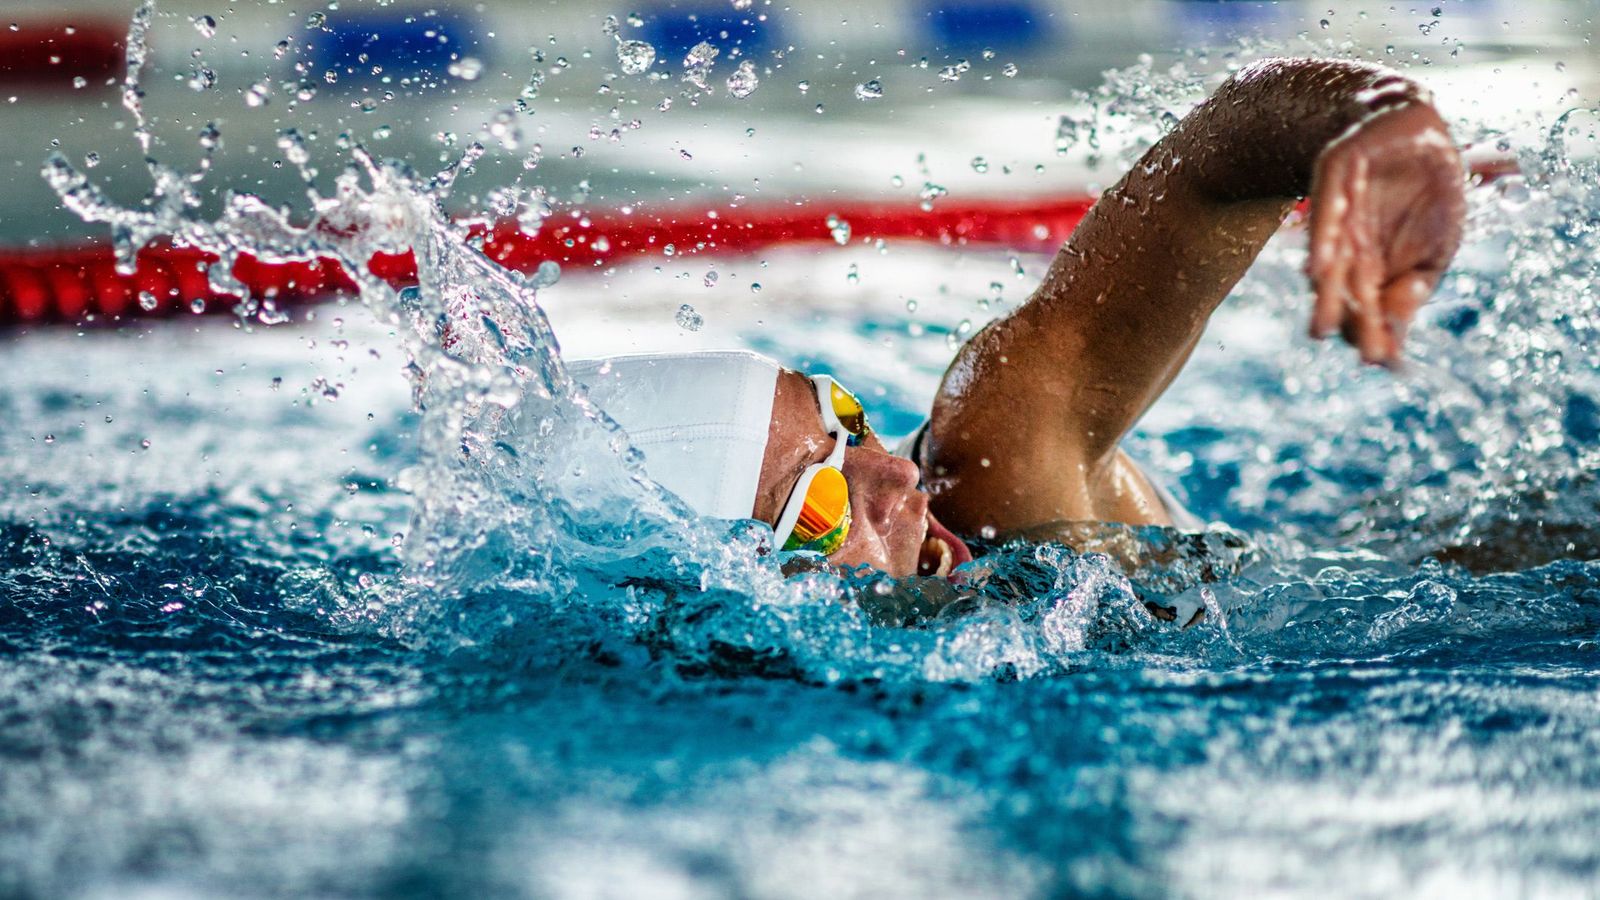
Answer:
[{"left": 782, "top": 465, "right": 852, "bottom": 554}]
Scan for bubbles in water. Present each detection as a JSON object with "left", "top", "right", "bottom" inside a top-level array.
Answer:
[
  {"left": 854, "top": 79, "right": 884, "bottom": 101},
  {"left": 827, "top": 214, "right": 851, "bottom": 245},
  {"left": 137, "top": 290, "right": 157, "bottom": 311},
  {"left": 725, "top": 61, "right": 759, "bottom": 98},
  {"left": 192, "top": 15, "right": 216, "bottom": 38},
  {"left": 616, "top": 39, "right": 655, "bottom": 75},
  {"left": 676, "top": 303, "right": 704, "bottom": 331}
]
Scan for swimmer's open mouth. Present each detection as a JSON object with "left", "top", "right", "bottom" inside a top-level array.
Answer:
[{"left": 918, "top": 514, "right": 973, "bottom": 578}]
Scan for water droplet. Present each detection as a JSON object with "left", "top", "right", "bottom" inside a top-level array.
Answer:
[
  {"left": 448, "top": 57, "right": 484, "bottom": 81},
  {"left": 83, "top": 151, "right": 99, "bottom": 168},
  {"left": 245, "top": 80, "right": 272, "bottom": 107},
  {"left": 72, "top": 76, "right": 87, "bottom": 89},
  {"left": 1319, "top": 18, "right": 1330, "bottom": 29},
  {"left": 188, "top": 67, "right": 216, "bottom": 91},
  {"left": 846, "top": 263, "right": 859, "bottom": 284},
  {"left": 826, "top": 213, "right": 851, "bottom": 245},
  {"left": 43, "top": 434, "right": 55, "bottom": 444},
  {"left": 193, "top": 15, "right": 216, "bottom": 38},
  {"left": 732, "top": 0, "right": 753, "bottom": 9},
  {"left": 980, "top": 525, "right": 997, "bottom": 540},
  {"left": 274, "top": 39, "right": 291, "bottom": 60},
  {"left": 749, "top": 282, "right": 762, "bottom": 293},
  {"left": 138, "top": 290, "right": 157, "bottom": 311},
  {"left": 797, "top": 79, "right": 810, "bottom": 93},
  {"left": 682, "top": 41, "right": 719, "bottom": 90},
  {"left": 190, "top": 297, "right": 207, "bottom": 314},
  {"left": 938, "top": 60, "right": 970, "bottom": 82},
  {"left": 725, "top": 60, "right": 759, "bottom": 98},
  {"left": 703, "top": 269, "right": 719, "bottom": 287},
  {"left": 905, "top": 298, "right": 918, "bottom": 313},
  {"left": 1001, "top": 63, "right": 1018, "bottom": 78},
  {"left": 601, "top": 14, "right": 621, "bottom": 38},
  {"left": 617, "top": 39, "right": 655, "bottom": 75},
  {"left": 306, "top": 11, "right": 327, "bottom": 30},
  {"left": 373, "top": 124, "right": 392, "bottom": 140},
  {"left": 675, "top": 303, "right": 704, "bottom": 331},
  {"left": 970, "top": 156, "right": 988, "bottom": 173},
  {"left": 854, "top": 79, "right": 883, "bottom": 100},
  {"left": 277, "top": 129, "right": 310, "bottom": 166}
]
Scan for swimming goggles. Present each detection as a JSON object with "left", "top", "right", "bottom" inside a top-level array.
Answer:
[{"left": 772, "top": 375, "right": 873, "bottom": 556}]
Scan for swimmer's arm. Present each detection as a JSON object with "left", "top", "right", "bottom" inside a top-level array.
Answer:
[{"left": 924, "top": 58, "right": 1465, "bottom": 534}]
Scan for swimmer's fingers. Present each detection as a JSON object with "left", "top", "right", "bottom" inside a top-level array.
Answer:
[
  {"left": 1308, "top": 151, "right": 1355, "bottom": 340},
  {"left": 1343, "top": 156, "right": 1394, "bottom": 365},
  {"left": 1377, "top": 271, "right": 1437, "bottom": 360}
]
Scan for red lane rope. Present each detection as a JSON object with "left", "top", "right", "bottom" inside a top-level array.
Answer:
[
  {"left": 0, "top": 195, "right": 1096, "bottom": 327},
  {"left": 0, "top": 20, "right": 124, "bottom": 88}
]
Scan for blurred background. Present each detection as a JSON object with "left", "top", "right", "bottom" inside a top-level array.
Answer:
[{"left": 0, "top": 0, "right": 1594, "bottom": 250}]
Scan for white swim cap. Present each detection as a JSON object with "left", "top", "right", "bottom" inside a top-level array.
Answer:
[{"left": 569, "top": 350, "right": 781, "bottom": 520}]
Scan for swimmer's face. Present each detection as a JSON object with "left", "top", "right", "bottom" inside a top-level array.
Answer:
[{"left": 752, "top": 369, "right": 972, "bottom": 578}]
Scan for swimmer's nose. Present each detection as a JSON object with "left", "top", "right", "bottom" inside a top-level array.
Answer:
[{"left": 842, "top": 449, "right": 922, "bottom": 523}]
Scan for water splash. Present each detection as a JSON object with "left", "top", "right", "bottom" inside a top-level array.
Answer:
[{"left": 46, "top": 7, "right": 1600, "bottom": 690}]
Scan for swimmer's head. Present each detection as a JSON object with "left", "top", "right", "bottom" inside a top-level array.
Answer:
[
  {"left": 570, "top": 350, "right": 779, "bottom": 520},
  {"left": 572, "top": 350, "right": 971, "bottom": 578}
]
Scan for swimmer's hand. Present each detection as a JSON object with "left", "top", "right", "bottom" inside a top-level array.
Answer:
[{"left": 1307, "top": 103, "right": 1466, "bottom": 366}]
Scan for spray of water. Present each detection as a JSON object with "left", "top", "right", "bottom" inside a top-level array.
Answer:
[{"left": 44, "top": 6, "right": 1600, "bottom": 685}]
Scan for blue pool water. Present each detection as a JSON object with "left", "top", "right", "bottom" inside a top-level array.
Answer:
[{"left": 8, "top": 9, "right": 1600, "bottom": 897}]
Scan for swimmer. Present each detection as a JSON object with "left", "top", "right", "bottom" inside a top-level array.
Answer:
[{"left": 575, "top": 57, "right": 1467, "bottom": 583}]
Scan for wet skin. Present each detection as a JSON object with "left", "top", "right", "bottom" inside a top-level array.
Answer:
[
  {"left": 751, "top": 58, "right": 1467, "bottom": 577},
  {"left": 752, "top": 370, "right": 972, "bottom": 578},
  {"left": 922, "top": 58, "right": 1466, "bottom": 540}
]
